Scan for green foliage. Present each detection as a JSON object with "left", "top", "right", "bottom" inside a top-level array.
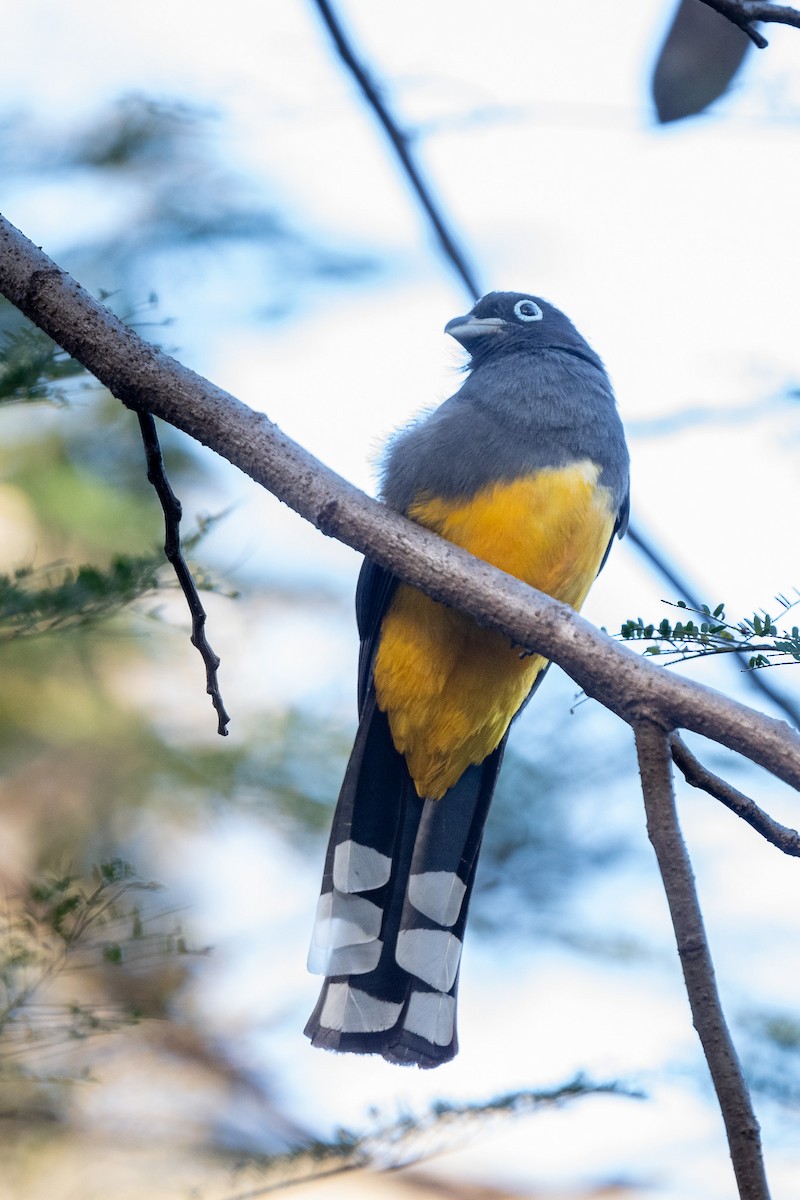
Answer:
[
  {"left": 740, "top": 1008, "right": 800, "bottom": 1108},
  {"left": 0, "top": 325, "right": 86, "bottom": 406},
  {"left": 756, "top": 1012, "right": 800, "bottom": 1051},
  {"left": 24, "top": 857, "right": 142, "bottom": 948},
  {"left": 0, "top": 509, "right": 233, "bottom": 641},
  {"left": 0, "top": 859, "right": 170, "bottom": 1050},
  {"left": 619, "top": 596, "right": 800, "bottom": 670},
  {"left": 0, "top": 554, "right": 167, "bottom": 639}
]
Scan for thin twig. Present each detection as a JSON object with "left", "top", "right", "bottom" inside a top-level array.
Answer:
[
  {"left": 224, "top": 1162, "right": 359, "bottom": 1200},
  {"left": 699, "top": 0, "right": 800, "bottom": 47},
  {"left": 136, "top": 411, "right": 230, "bottom": 736},
  {"left": 635, "top": 720, "right": 770, "bottom": 1200},
  {"left": 627, "top": 524, "right": 800, "bottom": 729},
  {"left": 670, "top": 732, "right": 800, "bottom": 855},
  {"left": 221, "top": 1078, "right": 632, "bottom": 1200},
  {"left": 311, "top": 0, "right": 482, "bottom": 300}
]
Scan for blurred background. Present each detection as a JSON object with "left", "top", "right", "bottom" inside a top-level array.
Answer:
[{"left": 1, "top": 2, "right": 800, "bottom": 1197}]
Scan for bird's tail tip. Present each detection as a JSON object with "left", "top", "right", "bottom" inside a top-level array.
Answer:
[{"left": 303, "top": 1026, "right": 457, "bottom": 1070}]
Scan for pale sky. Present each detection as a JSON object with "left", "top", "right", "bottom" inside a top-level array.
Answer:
[{"left": 3, "top": 3, "right": 800, "bottom": 1196}]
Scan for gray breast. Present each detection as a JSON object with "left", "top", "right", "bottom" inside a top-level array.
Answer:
[{"left": 381, "top": 349, "right": 629, "bottom": 518}]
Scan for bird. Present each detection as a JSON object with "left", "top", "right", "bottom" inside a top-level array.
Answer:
[{"left": 304, "top": 291, "right": 630, "bottom": 1068}]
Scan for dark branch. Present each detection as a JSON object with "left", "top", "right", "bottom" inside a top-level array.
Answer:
[
  {"left": 670, "top": 732, "right": 800, "bottom": 855},
  {"left": 225, "top": 1163, "right": 358, "bottom": 1200},
  {"left": 311, "top": 0, "right": 483, "bottom": 301},
  {"left": 699, "top": 0, "right": 800, "bottom": 46},
  {"left": 137, "top": 410, "right": 230, "bottom": 737},
  {"left": 634, "top": 720, "right": 771, "bottom": 1200}
]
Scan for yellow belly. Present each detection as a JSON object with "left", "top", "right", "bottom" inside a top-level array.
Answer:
[{"left": 373, "top": 461, "right": 616, "bottom": 798}]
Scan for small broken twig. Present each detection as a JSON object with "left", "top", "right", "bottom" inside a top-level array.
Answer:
[{"left": 136, "top": 410, "right": 230, "bottom": 736}]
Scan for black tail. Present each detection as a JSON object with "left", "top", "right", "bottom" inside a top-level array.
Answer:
[{"left": 305, "top": 689, "right": 505, "bottom": 1068}]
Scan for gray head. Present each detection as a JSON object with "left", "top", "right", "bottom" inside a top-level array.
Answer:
[
  {"left": 381, "top": 290, "right": 628, "bottom": 524},
  {"left": 445, "top": 292, "right": 603, "bottom": 371}
]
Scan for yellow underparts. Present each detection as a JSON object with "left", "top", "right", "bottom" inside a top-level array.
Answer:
[{"left": 373, "top": 462, "right": 616, "bottom": 798}]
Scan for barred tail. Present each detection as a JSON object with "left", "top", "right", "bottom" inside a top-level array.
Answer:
[{"left": 305, "top": 692, "right": 504, "bottom": 1068}]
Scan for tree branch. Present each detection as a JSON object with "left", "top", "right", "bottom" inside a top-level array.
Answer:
[
  {"left": 136, "top": 410, "right": 230, "bottom": 736},
  {"left": 635, "top": 720, "right": 771, "bottom": 1200},
  {"left": 670, "top": 732, "right": 800, "bottom": 854},
  {"left": 312, "top": 0, "right": 482, "bottom": 300},
  {"left": 1, "top": 212, "right": 800, "bottom": 792},
  {"left": 699, "top": 0, "right": 800, "bottom": 47}
]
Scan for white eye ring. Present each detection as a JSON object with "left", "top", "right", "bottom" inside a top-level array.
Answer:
[{"left": 513, "top": 299, "right": 543, "bottom": 322}]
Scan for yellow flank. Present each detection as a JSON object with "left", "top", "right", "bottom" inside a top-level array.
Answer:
[{"left": 373, "top": 462, "right": 616, "bottom": 798}]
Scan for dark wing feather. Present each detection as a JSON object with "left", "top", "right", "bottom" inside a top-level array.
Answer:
[
  {"left": 355, "top": 557, "right": 398, "bottom": 715},
  {"left": 597, "top": 491, "right": 630, "bottom": 575}
]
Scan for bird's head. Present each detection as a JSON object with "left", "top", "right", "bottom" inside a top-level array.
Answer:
[{"left": 445, "top": 291, "right": 601, "bottom": 369}]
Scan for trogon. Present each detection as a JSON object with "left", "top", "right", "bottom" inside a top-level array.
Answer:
[{"left": 304, "top": 291, "right": 630, "bottom": 1068}]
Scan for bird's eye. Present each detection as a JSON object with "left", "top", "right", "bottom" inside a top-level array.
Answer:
[{"left": 513, "top": 299, "right": 543, "bottom": 322}]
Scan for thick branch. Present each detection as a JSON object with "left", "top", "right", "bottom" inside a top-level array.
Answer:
[
  {"left": 699, "top": 0, "right": 800, "bottom": 46},
  {"left": 635, "top": 721, "right": 770, "bottom": 1200},
  {"left": 2, "top": 213, "right": 800, "bottom": 793},
  {"left": 670, "top": 733, "right": 800, "bottom": 854}
]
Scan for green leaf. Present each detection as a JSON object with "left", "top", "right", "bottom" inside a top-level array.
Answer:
[
  {"left": 98, "top": 858, "right": 135, "bottom": 883},
  {"left": 0, "top": 326, "right": 86, "bottom": 405},
  {"left": 0, "top": 552, "right": 164, "bottom": 639}
]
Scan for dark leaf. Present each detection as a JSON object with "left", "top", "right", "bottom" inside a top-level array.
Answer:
[{"left": 652, "top": 0, "right": 752, "bottom": 124}]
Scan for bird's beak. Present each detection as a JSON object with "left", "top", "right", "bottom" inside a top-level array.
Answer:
[{"left": 444, "top": 314, "right": 506, "bottom": 343}]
